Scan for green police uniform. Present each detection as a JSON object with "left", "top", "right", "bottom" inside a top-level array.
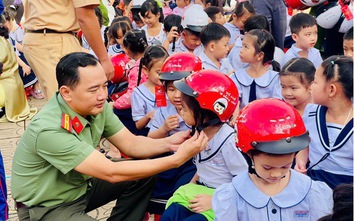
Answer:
[{"left": 11, "top": 92, "right": 155, "bottom": 221}]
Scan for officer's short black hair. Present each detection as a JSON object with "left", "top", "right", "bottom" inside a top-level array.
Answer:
[
  {"left": 200, "top": 22, "right": 230, "bottom": 46},
  {"left": 56, "top": 52, "right": 100, "bottom": 89}
]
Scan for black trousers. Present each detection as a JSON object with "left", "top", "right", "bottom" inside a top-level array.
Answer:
[{"left": 17, "top": 176, "right": 156, "bottom": 221}]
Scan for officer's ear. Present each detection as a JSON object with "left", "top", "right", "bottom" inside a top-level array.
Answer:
[{"left": 60, "top": 86, "right": 73, "bottom": 102}]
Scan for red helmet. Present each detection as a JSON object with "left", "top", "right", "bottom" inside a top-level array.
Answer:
[
  {"left": 174, "top": 70, "right": 239, "bottom": 122},
  {"left": 111, "top": 54, "right": 130, "bottom": 83},
  {"left": 283, "top": 0, "right": 309, "bottom": 10},
  {"left": 160, "top": 52, "right": 202, "bottom": 81},
  {"left": 236, "top": 98, "right": 310, "bottom": 154}
]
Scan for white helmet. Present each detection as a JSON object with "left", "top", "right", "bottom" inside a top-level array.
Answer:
[
  {"left": 315, "top": 2, "right": 342, "bottom": 29},
  {"left": 300, "top": 0, "right": 327, "bottom": 7},
  {"left": 181, "top": 4, "right": 210, "bottom": 33}
]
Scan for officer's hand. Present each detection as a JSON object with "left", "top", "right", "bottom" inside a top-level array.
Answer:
[
  {"left": 172, "top": 131, "right": 208, "bottom": 164},
  {"left": 101, "top": 59, "right": 115, "bottom": 81}
]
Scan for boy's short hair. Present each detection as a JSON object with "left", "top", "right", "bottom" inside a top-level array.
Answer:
[
  {"left": 289, "top": 13, "right": 317, "bottom": 35},
  {"left": 200, "top": 22, "right": 230, "bottom": 46},
  {"left": 204, "top": 6, "right": 222, "bottom": 22},
  {"left": 244, "top": 14, "right": 270, "bottom": 32},
  {"left": 344, "top": 27, "right": 353, "bottom": 40}
]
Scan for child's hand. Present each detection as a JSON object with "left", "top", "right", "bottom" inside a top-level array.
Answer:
[
  {"left": 22, "top": 65, "right": 31, "bottom": 76},
  {"left": 147, "top": 110, "right": 156, "bottom": 119},
  {"left": 108, "top": 101, "right": 115, "bottom": 109},
  {"left": 188, "top": 194, "right": 213, "bottom": 213},
  {"left": 166, "top": 26, "right": 180, "bottom": 43},
  {"left": 294, "top": 160, "right": 307, "bottom": 174},
  {"left": 162, "top": 115, "right": 179, "bottom": 132}
]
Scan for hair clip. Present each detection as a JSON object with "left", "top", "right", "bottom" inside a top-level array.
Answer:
[{"left": 331, "top": 60, "right": 335, "bottom": 66}]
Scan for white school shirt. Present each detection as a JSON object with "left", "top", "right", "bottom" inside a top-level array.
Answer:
[
  {"left": 131, "top": 84, "right": 157, "bottom": 128},
  {"left": 196, "top": 124, "right": 248, "bottom": 188},
  {"left": 303, "top": 104, "right": 353, "bottom": 176},
  {"left": 230, "top": 69, "right": 282, "bottom": 109},
  {"left": 199, "top": 50, "right": 234, "bottom": 75},
  {"left": 149, "top": 101, "right": 191, "bottom": 136},
  {"left": 82, "top": 26, "right": 106, "bottom": 58},
  {"left": 168, "top": 37, "right": 203, "bottom": 56},
  {"left": 281, "top": 44, "right": 322, "bottom": 68},
  {"left": 212, "top": 170, "right": 333, "bottom": 221},
  {"left": 141, "top": 24, "right": 166, "bottom": 46},
  {"left": 107, "top": 44, "right": 124, "bottom": 57},
  {"left": 224, "top": 22, "right": 240, "bottom": 46}
]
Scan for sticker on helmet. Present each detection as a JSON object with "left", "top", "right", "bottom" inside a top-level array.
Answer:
[{"left": 213, "top": 98, "right": 228, "bottom": 115}]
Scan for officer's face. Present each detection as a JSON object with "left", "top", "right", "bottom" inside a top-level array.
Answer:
[{"left": 68, "top": 64, "right": 108, "bottom": 117}]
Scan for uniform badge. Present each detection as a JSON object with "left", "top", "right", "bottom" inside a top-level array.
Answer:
[
  {"left": 61, "top": 113, "right": 72, "bottom": 133},
  {"left": 72, "top": 116, "right": 84, "bottom": 134}
]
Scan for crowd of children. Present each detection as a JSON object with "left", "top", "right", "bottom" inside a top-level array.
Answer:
[{"left": 0, "top": 0, "right": 353, "bottom": 220}]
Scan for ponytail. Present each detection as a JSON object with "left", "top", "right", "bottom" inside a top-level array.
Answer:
[{"left": 137, "top": 45, "right": 169, "bottom": 86}]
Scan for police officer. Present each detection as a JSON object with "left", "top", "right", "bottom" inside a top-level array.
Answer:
[{"left": 11, "top": 52, "right": 208, "bottom": 221}]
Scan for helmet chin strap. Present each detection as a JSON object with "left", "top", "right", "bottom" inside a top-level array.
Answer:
[
  {"left": 190, "top": 118, "right": 221, "bottom": 136},
  {"left": 243, "top": 152, "right": 286, "bottom": 180}
]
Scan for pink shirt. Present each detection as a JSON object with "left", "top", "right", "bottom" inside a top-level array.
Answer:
[
  {"left": 114, "top": 59, "right": 148, "bottom": 109},
  {"left": 172, "top": 3, "right": 193, "bottom": 17}
]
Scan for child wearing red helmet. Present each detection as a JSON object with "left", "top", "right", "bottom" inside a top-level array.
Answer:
[
  {"left": 212, "top": 98, "right": 333, "bottom": 221},
  {"left": 146, "top": 52, "right": 202, "bottom": 217},
  {"left": 161, "top": 70, "right": 248, "bottom": 221}
]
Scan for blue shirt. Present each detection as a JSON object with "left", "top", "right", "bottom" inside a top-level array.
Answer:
[
  {"left": 168, "top": 37, "right": 203, "bottom": 56},
  {"left": 149, "top": 101, "right": 191, "bottom": 136},
  {"left": 303, "top": 104, "right": 353, "bottom": 176},
  {"left": 281, "top": 44, "right": 322, "bottom": 68},
  {"left": 224, "top": 22, "right": 240, "bottom": 46},
  {"left": 131, "top": 84, "right": 157, "bottom": 128},
  {"left": 212, "top": 170, "right": 333, "bottom": 221},
  {"left": 228, "top": 35, "right": 248, "bottom": 71},
  {"left": 196, "top": 124, "right": 248, "bottom": 188},
  {"left": 230, "top": 69, "right": 282, "bottom": 109},
  {"left": 199, "top": 50, "right": 234, "bottom": 74}
]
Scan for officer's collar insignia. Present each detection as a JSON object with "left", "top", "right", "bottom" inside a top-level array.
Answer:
[
  {"left": 61, "top": 113, "right": 72, "bottom": 133},
  {"left": 72, "top": 116, "right": 84, "bottom": 134}
]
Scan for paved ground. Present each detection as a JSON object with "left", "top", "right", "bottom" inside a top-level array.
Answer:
[{"left": 1, "top": 97, "right": 116, "bottom": 220}]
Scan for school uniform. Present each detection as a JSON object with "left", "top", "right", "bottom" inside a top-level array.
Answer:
[
  {"left": 224, "top": 22, "right": 240, "bottom": 46},
  {"left": 281, "top": 44, "right": 323, "bottom": 68},
  {"left": 227, "top": 35, "right": 247, "bottom": 71},
  {"left": 131, "top": 84, "right": 157, "bottom": 135},
  {"left": 212, "top": 169, "right": 333, "bottom": 221},
  {"left": 8, "top": 31, "right": 38, "bottom": 88},
  {"left": 228, "top": 36, "right": 284, "bottom": 71},
  {"left": 230, "top": 69, "right": 282, "bottom": 109},
  {"left": 303, "top": 104, "right": 353, "bottom": 189},
  {"left": 199, "top": 50, "right": 234, "bottom": 75},
  {"left": 148, "top": 102, "right": 195, "bottom": 215},
  {"left": 162, "top": 124, "right": 248, "bottom": 221},
  {"left": 150, "top": 101, "right": 191, "bottom": 135},
  {"left": 141, "top": 24, "right": 166, "bottom": 46},
  {"left": 168, "top": 37, "right": 203, "bottom": 56},
  {"left": 107, "top": 44, "right": 124, "bottom": 56},
  {"left": 81, "top": 26, "right": 107, "bottom": 58}
]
